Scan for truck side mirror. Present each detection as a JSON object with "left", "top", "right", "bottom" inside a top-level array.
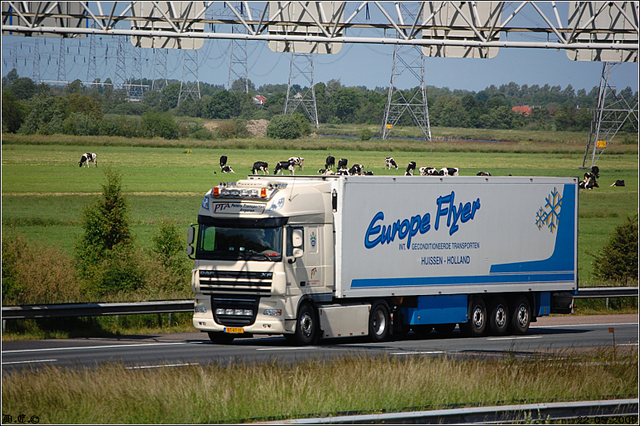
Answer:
[
  {"left": 186, "top": 225, "right": 196, "bottom": 259},
  {"left": 292, "top": 229, "right": 303, "bottom": 248}
]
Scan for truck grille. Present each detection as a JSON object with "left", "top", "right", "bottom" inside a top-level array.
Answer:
[
  {"left": 212, "top": 297, "right": 259, "bottom": 326},
  {"left": 199, "top": 270, "right": 273, "bottom": 296}
]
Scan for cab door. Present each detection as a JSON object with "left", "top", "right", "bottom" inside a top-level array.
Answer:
[{"left": 284, "top": 226, "right": 325, "bottom": 294}]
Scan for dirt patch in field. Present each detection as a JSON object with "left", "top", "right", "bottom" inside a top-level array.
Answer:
[
  {"left": 203, "top": 121, "right": 220, "bottom": 130},
  {"left": 246, "top": 119, "right": 269, "bottom": 137}
]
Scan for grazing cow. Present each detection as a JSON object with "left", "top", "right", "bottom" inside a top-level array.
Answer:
[
  {"left": 440, "top": 167, "right": 459, "bottom": 176},
  {"left": 337, "top": 158, "right": 348, "bottom": 169},
  {"left": 591, "top": 166, "right": 600, "bottom": 178},
  {"left": 220, "top": 155, "right": 228, "bottom": 168},
  {"left": 325, "top": 156, "right": 336, "bottom": 170},
  {"left": 405, "top": 161, "right": 417, "bottom": 176},
  {"left": 288, "top": 156, "right": 304, "bottom": 171},
  {"left": 317, "top": 168, "right": 335, "bottom": 176},
  {"left": 363, "top": 171, "right": 374, "bottom": 176},
  {"left": 610, "top": 179, "right": 625, "bottom": 187},
  {"left": 274, "top": 161, "right": 295, "bottom": 175},
  {"left": 336, "top": 169, "right": 350, "bottom": 176},
  {"left": 579, "top": 172, "right": 598, "bottom": 189},
  {"left": 221, "top": 165, "right": 235, "bottom": 173},
  {"left": 252, "top": 161, "right": 269, "bottom": 175},
  {"left": 419, "top": 167, "right": 439, "bottom": 176},
  {"left": 477, "top": 171, "right": 491, "bottom": 176},
  {"left": 79, "top": 152, "right": 98, "bottom": 168},
  {"left": 348, "top": 164, "right": 364, "bottom": 176},
  {"left": 385, "top": 157, "right": 398, "bottom": 170}
]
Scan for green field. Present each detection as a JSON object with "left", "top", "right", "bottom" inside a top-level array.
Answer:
[{"left": 2, "top": 134, "right": 638, "bottom": 287}]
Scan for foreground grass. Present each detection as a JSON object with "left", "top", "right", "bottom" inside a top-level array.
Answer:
[{"left": 2, "top": 350, "right": 637, "bottom": 424}]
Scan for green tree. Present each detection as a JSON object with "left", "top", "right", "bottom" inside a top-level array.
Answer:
[
  {"left": 152, "top": 219, "right": 191, "bottom": 279},
  {"left": 266, "top": 114, "right": 303, "bottom": 139},
  {"left": 205, "top": 89, "right": 241, "bottom": 119},
  {"left": 76, "top": 169, "right": 141, "bottom": 296},
  {"left": 589, "top": 215, "right": 638, "bottom": 284},
  {"left": 141, "top": 111, "right": 180, "bottom": 139},
  {"left": 330, "top": 87, "right": 360, "bottom": 123},
  {"left": 8, "top": 77, "right": 37, "bottom": 100},
  {"left": 66, "top": 93, "right": 103, "bottom": 120},
  {"left": 2, "top": 91, "right": 26, "bottom": 133}
]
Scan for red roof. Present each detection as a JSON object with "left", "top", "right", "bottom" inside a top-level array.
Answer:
[{"left": 512, "top": 106, "right": 532, "bottom": 115}]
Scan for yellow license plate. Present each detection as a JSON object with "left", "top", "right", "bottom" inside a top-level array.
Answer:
[{"left": 224, "top": 327, "right": 244, "bottom": 334}]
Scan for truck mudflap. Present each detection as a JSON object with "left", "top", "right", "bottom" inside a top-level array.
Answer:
[{"left": 551, "top": 292, "right": 575, "bottom": 314}]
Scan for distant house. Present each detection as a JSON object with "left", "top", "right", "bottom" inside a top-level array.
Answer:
[
  {"left": 512, "top": 106, "right": 532, "bottom": 115},
  {"left": 253, "top": 95, "right": 267, "bottom": 106}
]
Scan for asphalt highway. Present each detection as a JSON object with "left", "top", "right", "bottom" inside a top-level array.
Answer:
[{"left": 2, "top": 314, "right": 637, "bottom": 374}]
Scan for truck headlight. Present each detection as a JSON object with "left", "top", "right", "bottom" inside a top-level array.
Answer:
[
  {"left": 267, "top": 197, "right": 285, "bottom": 212},
  {"left": 263, "top": 309, "right": 282, "bottom": 316}
]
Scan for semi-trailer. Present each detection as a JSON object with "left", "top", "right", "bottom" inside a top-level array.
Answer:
[{"left": 187, "top": 175, "right": 577, "bottom": 345}]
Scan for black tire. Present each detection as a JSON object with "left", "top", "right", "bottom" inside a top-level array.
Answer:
[
  {"left": 290, "top": 303, "right": 318, "bottom": 346},
  {"left": 510, "top": 296, "right": 531, "bottom": 335},
  {"left": 369, "top": 302, "right": 390, "bottom": 342},
  {"left": 488, "top": 296, "right": 510, "bottom": 336},
  {"left": 412, "top": 324, "right": 433, "bottom": 335},
  {"left": 208, "top": 331, "right": 235, "bottom": 344},
  {"left": 434, "top": 323, "right": 456, "bottom": 335},
  {"left": 460, "top": 297, "right": 487, "bottom": 337}
]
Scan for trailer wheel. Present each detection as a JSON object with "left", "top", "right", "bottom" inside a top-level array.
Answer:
[
  {"left": 369, "top": 302, "right": 390, "bottom": 342},
  {"left": 510, "top": 297, "right": 531, "bottom": 335},
  {"left": 488, "top": 296, "right": 509, "bottom": 336},
  {"left": 434, "top": 323, "right": 456, "bottom": 335},
  {"left": 290, "top": 303, "right": 318, "bottom": 346},
  {"left": 460, "top": 297, "right": 487, "bottom": 337},
  {"left": 208, "top": 331, "right": 235, "bottom": 344}
]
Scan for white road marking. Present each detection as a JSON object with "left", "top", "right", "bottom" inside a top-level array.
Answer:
[
  {"left": 256, "top": 347, "right": 318, "bottom": 351},
  {"left": 2, "top": 341, "right": 202, "bottom": 354},
  {"left": 391, "top": 351, "right": 446, "bottom": 355},
  {"left": 2, "top": 359, "right": 57, "bottom": 365},
  {"left": 126, "top": 362, "right": 199, "bottom": 370},
  {"left": 487, "top": 336, "right": 543, "bottom": 341}
]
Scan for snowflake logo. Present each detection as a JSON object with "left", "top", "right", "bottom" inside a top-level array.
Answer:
[{"left": 536, "top": 187, "right": 562, "bottom": 233}]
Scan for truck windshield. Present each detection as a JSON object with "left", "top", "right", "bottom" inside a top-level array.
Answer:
[{"left": 196, "top": 224, "right": 283, "bottom": 262}]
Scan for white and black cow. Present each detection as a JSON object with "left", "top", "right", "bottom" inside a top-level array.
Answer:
[
  {"left": 337, "top": 158, "right": 348, "bottom": 170},
  {"left": 440, "top": 167, "right": 459, "bottom": 176},
  {"left": 591, "top": 166, "right": 600, "bottom": 178},
  {"left": 419, "top": 167, "right": 438, "bottom": 176},
  {"left": 221, "top": 165, "right": 235, "bottom": 173},
  {"left": 348, "top": 164, "right": 364, "bottom": 176},
  {"left": 288, "top": 156, "right": 304, "bottom": 171},
  {"left": 325, "top": 155, "right": 336, "bottom": 170},
  {"left": 317, "top": 168, "right": 335, "bottom": 176},
  {"left": 610, "top": 179, "right": 625, "bottom": 187},
  {"left": 274, "top": 160, "right": 295, "bottom": 175},
  {"left": 252, "top": 161, "right": 269, "bottom": 175},
  {"left": 220, "top": 155, "right": 228, "bottom": 168},
  {"left": 405, "top": 161, "right": 417, "bottom": 176},
  {"left": 336, "top": 169, "right": 350, "bottom": 176},
  {"left": 363, "top": 171, "right": 374, "bottom": 176},
  {"left": 385, "top": 157, "right": 398, "bottom": 170},
  {"left": 79, "top": 152, "right": 98, "bottom": 168},
  {"left": 579, "top": 172, "right": 598, "bottom": 189},
  {"left": 477, "top": 171, "right": 491, "bottom": 176}
]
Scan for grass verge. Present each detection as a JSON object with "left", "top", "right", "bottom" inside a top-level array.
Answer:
[{"left": 2, "top": 349, "right": 637, "bottom": 424}]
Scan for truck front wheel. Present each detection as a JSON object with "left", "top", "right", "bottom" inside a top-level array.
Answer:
[
  {"left": 369, "top": 302, "right": 390, "bottom": 342},
  {"left": 460, "top": 297, "right": 487, "bottom": 337},
  {"left": 288, "top": 303, "right": 318, "bottom": 346}
]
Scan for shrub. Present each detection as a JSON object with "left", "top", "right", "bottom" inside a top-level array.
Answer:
[
  {"left": 266, "top": 114, "right": 303, "bottom": 139},
  {"left": 359, "top": 128, "right": 373, "bottom": 140},
  {"left": 589, "top": 214, "right": 638, "bottom": 284},
  {"left": 141, "top": 111, "right": 180, "bottom": 139},
  {"left": 2, "top": 232, "right": 81, "bottom": 305},
  {"left": 149, "top": 219, "right": 192, "bottom": 294}
]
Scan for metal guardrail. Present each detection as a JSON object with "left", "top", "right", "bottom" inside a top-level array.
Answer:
[
  {"left": 2, "top": 287, "right": 637, "bottom": 320},
  {"left": 257, "top": 399, "right": 639, "bottom": 424},
  {"left": 1, "top": 300, "right": 194, "bottom": 320}
]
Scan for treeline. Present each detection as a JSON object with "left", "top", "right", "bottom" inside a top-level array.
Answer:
[{"left": 2, "top": 68, "right": 638, "bottom": 138}]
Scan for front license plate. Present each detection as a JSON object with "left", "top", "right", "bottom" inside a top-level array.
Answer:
[{"left": 224, "top": 327, "right": 244, "bottom": 334}]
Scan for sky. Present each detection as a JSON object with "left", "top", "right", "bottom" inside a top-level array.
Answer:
[{"left": 2, "top": 2, "right": 638, "bottom": 95}]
